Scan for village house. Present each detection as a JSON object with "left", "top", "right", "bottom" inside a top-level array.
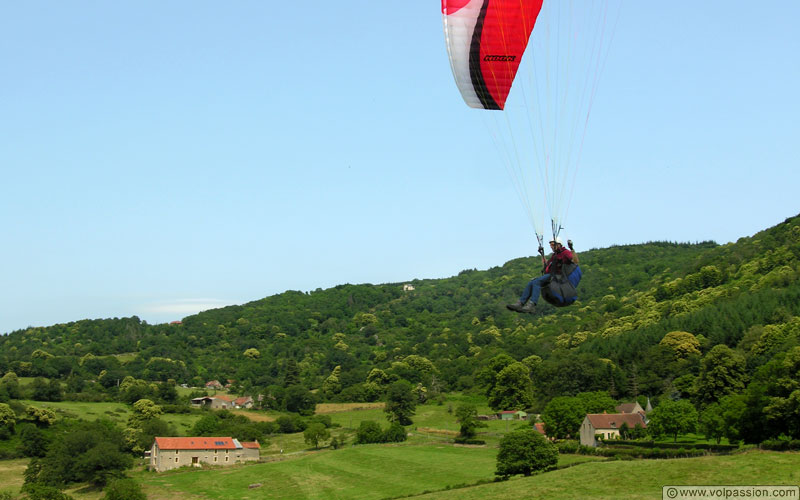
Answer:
[
  {"left": 150, "top": 437, "right": 260, "bottom": 472},
  {"left": 205, "top": 380, "right": 224, "bottom": 390},
  {"left": 191, "top": 395, "right": 234, "bottom": 409},
  {"left": 579, "top": 413, "right": 647, "bottom": 447},
  {"left": 233, "top": 396, "right": 254, "bottom": 409}
]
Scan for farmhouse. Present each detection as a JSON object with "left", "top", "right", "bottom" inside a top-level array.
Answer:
[
  {"left": 579, "top": 413, "right": 647, "bottom": 447},
  {"left": 205, "top": 380, "right": 224, "bottom": 390},
  {"left": 234, "top": 396, "right": 254, "bottom": 409},
  {"left": 191, "top": 395, "right": 234, "bottom": 409},
  {"left": 150, "top": 437, "right": 260, "bottom": 472}
]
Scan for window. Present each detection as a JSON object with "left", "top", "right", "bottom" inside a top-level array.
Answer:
[{"left": 175, "top": 458, "right": 179, "bottom": 463}]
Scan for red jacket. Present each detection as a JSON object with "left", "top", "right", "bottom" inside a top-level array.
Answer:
[{"left": 545, "top": 248, "right": 574, "bottom": 275}]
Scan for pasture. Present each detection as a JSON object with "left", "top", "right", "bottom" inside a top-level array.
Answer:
[
  {"left": 16, "top": 399, "right": 204, "bottom": 433},
  {"left": 5, "top": 398, "right": 796, "bottom": 500},
  {"left": 415, "top": 450, "right": 800, "bottom": 500},
  {"left": 135, "top": 442, "right": 603, "bottom": 500}
]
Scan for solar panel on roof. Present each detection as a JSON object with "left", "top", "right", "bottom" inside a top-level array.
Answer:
[{"left": 215, "top": 441, "right": 225, "bottom": 445}]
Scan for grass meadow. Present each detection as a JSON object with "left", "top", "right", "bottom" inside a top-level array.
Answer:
[
  {"left": 0, "top": 459, "right": 27, "bottom": 499},
  {"left": 137, "top": 443, "right": 498, "bottom": 500},
  {"left": 18, "top": 399, "right": 131, "bottom": 425},
  {"left": 135, "top": 443, "right": 604, "bottom": 500},
  {"left": 415, "top": 450, "right": 800, "bottom": 500},
  {"left": 17, "top": 400, "right": 204, "bottom": 433},
  {"left": 3, "top": 398, "right": 798, "bottom": 499}
]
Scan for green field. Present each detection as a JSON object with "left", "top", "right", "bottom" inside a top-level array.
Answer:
[
  {"left": 135, "top": 443, "right": 602, "bottom": 500},
  {"left": 4, "top": 399, "right": 798, "bottom": 500},
  {"left": 135, "top": 448, "right": 799, "bottom": 500},
  {"left": 18, "top": 400, "right": 131, "bottom": 424},
  {"left": 2, "top": 439, "right": 798, "bottom": 500},
  {"left": 17, "top": 399, "right": 205, "bottom": 432},
  {"left": 416, "top": 450, "right": 800, "bottom": 500},
  {"left": 324, "top": 397, "right": 528, "bottom": 448}
]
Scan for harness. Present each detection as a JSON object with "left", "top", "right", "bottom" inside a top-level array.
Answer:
[{"left": 542, "top": 261, "right": 582, "bottom": 307}]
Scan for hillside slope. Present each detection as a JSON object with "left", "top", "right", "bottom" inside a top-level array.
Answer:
[{"left": 1, "top": 214, "right": 798, "bottom": 412}]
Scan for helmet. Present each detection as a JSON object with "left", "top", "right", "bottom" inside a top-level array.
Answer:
[{"left": 550, "top": 237, "right": 563, "bottom": 245}]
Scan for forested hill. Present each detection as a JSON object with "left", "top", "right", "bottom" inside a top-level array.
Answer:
[{"left": 2, "top": 214, "right": 799, "bottom": 413}]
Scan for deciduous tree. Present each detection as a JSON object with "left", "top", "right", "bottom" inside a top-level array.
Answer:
[
  {"left": 694, "top": 345, "right": 747, "bottom": 406},
  {"left": 495, "top": 429, "right": 558, "bottom": 479},
  {"left": 384, "top": 381, "right": 416, "bottom": 425},
  {"left": 659, "top": 331, "right": 701, "bottom": 359},
  {"left": 355, "top": 420, "right": 383, "bottom": 444},
  {"left": 541, "top": 397, "right": 585, "bottom": 439},
  {"left": 455, "top": 404, "right": 486, "bottom": 439},
  {"left": 303, "top": 423, "right": 330, "bottom": 449},
  {"left": 647, "top": 399, "right": 698, "bottom": 442},
  {"left": 699, "top": 403, "right": 725, "bottom": 444},
  {"left": 488, "top": 362, "right": 534, "bottom": 411},
  {"left": 0, "top": 403, "right": 16, "bottom": 439}
]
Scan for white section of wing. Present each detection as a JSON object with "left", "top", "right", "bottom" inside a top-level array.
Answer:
[{"left": 442, "top": 0, "right": 485, "bottom": 109}]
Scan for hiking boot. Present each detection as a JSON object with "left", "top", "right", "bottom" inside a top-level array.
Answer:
[
  {"left": 506, "top": 302, "right": 525, "bottom": 312},
  {"left": 521, "top": 302, "right": 536, "bottom": 313}
]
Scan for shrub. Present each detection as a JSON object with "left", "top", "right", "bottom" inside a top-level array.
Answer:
[
  {"left": 330, "top": 436, "right": 344, "bottom": 449},
  {"left": 102, "top": 478, "right": 146, "bottom": 500},
  {"left": 21, "top": 483, "right": 75, "bottom": 500},
  {"left": 760, "top": 439, "right": 800, "bottom": 451},
  {"left": 355, "top": 421, "right": 384, "bottom": 444},
  {"left": 275, "top": 414, "right": 307, "bottom": 434},
  {"left": 306, "top": 414, "right": 333, "bottom": 428},
  {"left": 161, "top": 404, "right": 192, "bottom": 414},
  {"left": 382, "top": 422, "right": 407, "bottom": 443},
  {"left": 555, "top": 440, "right": 581, "bottom": 454},
  {"left": 454, "top": 437, "right": 486, "bottom": 445}
]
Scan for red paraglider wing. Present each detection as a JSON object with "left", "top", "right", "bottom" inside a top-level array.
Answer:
[{"left": 442, "top": 0, "right": 543, "bottom": 110}]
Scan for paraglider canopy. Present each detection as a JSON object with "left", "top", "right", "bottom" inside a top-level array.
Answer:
[
  {"left": 441, "top": 0, "right": 543, "bottom": 110},
  {"left": 442, "top": 0, "right": 620, "bottom": 245}
]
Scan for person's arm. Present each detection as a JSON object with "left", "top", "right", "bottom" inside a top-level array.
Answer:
[
  {"left": 538, "top": 244, "right": 548, "bottom": 274},
  {"left": 568, "top": 240, "right": 579, "bottom": 264}
]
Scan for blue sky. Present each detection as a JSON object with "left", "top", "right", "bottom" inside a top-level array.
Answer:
[{"left": 2, "top": 1, "right": 798, "bottom": 334}]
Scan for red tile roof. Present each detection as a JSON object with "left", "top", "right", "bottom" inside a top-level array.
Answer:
[
  {"left": 214, "top": 395, "right": 234, "bottom": 402},
  {"left": 234, "top": 396, "right": 252, "bottom": 405},
  {"left": 585, "top": 413, "right": 646, "bottom": 430},
  {"left": 241, "top": 441, "right": 260, "bottom": 449},
  {"left": 533, "top": 422, "right": 547, "bottom": 435},
  {"left": 155, "top": 437, "right": 237, "bottom": 450}
]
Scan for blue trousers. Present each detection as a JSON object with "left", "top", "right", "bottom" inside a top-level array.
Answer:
[{"left": 520, "top": 275, "right": 551, "bottom": 304}]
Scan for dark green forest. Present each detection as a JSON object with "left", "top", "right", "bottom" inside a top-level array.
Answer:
[{"left": 2, "top": 214, "right": 799, "bottom": 444}]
